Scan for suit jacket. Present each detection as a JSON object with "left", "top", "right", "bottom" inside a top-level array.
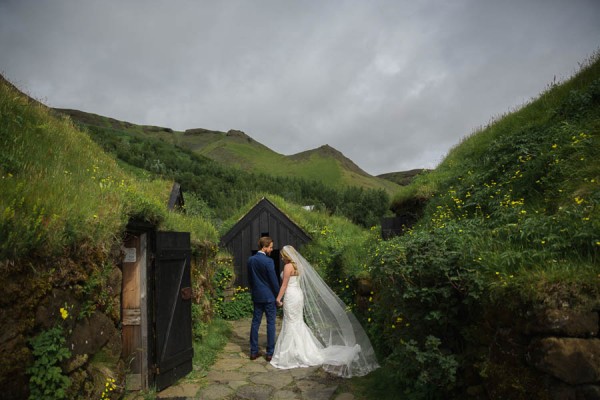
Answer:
[{"left": 247, "top": 251, "right": 280, "bottom": 303}]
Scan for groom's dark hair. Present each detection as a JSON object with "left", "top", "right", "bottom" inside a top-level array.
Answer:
[{"left": 258, "top": 236, "right": 273, "bottom": 249}]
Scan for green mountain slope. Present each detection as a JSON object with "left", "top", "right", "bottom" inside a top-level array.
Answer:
[
  {"left": 377, "top": 168, "right": 427, "bottom": 186},
  {"left": 53, "top": 108, "right": 400, "bottom": 194}
]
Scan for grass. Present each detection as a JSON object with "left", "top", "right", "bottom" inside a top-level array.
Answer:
[
  {"left": 1, "top": 84, "right": 128, "bottom": 259},
  {"left": 187, "top": 318, "right": 232, "bottom": 380},
  {"left": 0, "top": 81, "right": 219, "bottom": 261}
]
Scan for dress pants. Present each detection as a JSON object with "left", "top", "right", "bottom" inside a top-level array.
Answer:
[{"left": 250, "top": 301, "right": 277, "bottom": 356}]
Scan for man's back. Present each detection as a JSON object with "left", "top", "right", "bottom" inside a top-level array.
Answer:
[{"left": 248, "top": 252, "right": 279, "bottom": 302}]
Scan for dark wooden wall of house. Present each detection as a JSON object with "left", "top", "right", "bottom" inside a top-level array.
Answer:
[{"left": 221, "top": 199, "right": 311, "bottom": 287}]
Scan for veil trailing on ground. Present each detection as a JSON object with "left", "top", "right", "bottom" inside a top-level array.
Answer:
[{"left": 281, "top": 245, "right": 380, "bottom": 378}]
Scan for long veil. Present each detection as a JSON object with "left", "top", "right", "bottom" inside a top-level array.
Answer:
[{"left": 282, "top": 245, "right": 380, "bottom": 378}]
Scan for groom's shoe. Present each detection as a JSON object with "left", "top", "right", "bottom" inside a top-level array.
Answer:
[
  {"left": 265, "top": 354, "right": 272, "bottom": 362},
  {"left": 250, "top": 352, "right": 262, "bottom": 360}
]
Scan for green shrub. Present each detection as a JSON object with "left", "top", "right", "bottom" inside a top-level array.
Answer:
[
  {"left": 389, "top": 336, "right": 459, "bottom": 400},
  {"left": 27, "top": 326, "right": 71, "bottom": 400},
  {"left": 218, "top": 287, "right": 254, "bottom": 320}
]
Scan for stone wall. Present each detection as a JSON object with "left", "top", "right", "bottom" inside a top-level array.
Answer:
[
  {"left": 526, "top": 308, "right": 600, "bottom": 399},
  {"left": 482, "top": 305, "right": 600, "bottom": 399}
]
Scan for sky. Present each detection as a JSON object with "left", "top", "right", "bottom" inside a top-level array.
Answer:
[{"left": 1, "top": 1, "right": 599, "bottom": 175}]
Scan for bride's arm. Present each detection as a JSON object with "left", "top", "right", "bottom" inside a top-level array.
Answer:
[{"left": 276, "top": 263, "right": 293, "bottom": 304}]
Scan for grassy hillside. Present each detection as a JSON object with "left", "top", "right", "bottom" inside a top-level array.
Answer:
[
  {"left": 57, "top": 114, "right": 390, "bottom": 228},
  {"left": 54, "top": 108, "right": 400, "bottom": 194},
  {"left": 0, "top": 91, "right": 218, "bottom": 261},
  {"left": 377, "top": 168, "right": 427, "bottom": 186},
  {"left": 362, "top": 52, "right": 600, "bottom": 398},
  {"left": 0, "top": 75, "right": 220, "bottom": 398},
  {"left": 0, "top": 73, "right": 385, "bottom": 398}
]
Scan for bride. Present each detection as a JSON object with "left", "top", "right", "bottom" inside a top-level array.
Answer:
[{"left": 269, "top": 245, "right": 379, "bottom": 378}]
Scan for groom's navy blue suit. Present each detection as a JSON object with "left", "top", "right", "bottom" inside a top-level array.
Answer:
[{"left": 248, "top": 251, "right": 280, "bottom": 357}]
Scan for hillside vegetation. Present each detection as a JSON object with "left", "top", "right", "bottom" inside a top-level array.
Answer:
[
  {"left": 2, "top": 48, "right": 599, "bottom": 399},
  {"left": 0, "top": 75, "right": 222, "bottom": 398},
  {"left": 0, "top": 83, "right": 218, "bottom": 261},
  {"left": 59, "top": 112, "right": 391, "bottom": 228},
  {"left": 361, "top": 53, "right": 600, "bottom": 398},
  {"left": 55, "top": 108, "right": 400, "bottom": 194},
  {"left": 0, "top": 73, "right": 379, "bottom": 399}
]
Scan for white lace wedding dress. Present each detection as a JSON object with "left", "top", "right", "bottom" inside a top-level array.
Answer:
[
  {"left": 270, "top": 275, "right": 326, "bottom": 368},
  {"left": 270, "top": 275, "right": 364, "bottom": 374},
  {"left": 269, "top": 245, "right": 379, "bottom": 378}
]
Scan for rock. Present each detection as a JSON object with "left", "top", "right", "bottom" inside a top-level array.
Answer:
[
  {"left": 528, "top": 337, "right": 600, "bottom": 384},
  {"left": 155, "top": 382, "right": 201, "bottom": 398},
  {"left": 525, "top": 309, "right": 598, "bottom": 337},
  {"left": 65, "top": 353, "right": 89, "bottom": 373},
  {"left": 235, "top": 384, "right": 273, "bottom": 400},
  {"left": 226, "top": 129, "right": 248, "bottom": 138},
  {"left": 68, "top": 311, "right": 118, "bottom": 356},
  {"left": 334, "top": 394, "right": 355, "bottom": 400},
  {"left": 107, "top": 266, "right": 122, "bottom": 297},
  {"left": 577, "top": 385, "right": 600, "bottom": 400},
  {"left": 250, "top": 370, "right": 293, "bottom": 389},
  {"left": 184, "top": 128, "right": 219, "bottom": 135},
  {"left": 34, "top": 289, "right": 78, "bottom": 330},
  {"left": 272, "top": 389, "right": 299, "bottom": 399},
  {"left": 196, "top": 384, "right": 235, "bottom": 400},
  {"left": 206, "top": 370, "right": 247, "bottom": 383},
  {"left": 0, "top": 334, "right": 30, "bottom": 400}
]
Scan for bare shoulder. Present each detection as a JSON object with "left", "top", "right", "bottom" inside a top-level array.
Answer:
[{"left": 284, "top": 262, "right": 298, "bottom": 276}]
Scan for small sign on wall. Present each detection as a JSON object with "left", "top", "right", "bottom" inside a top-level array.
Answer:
[{"left": 123, "top": 247, "right": 137, "bottom": 263}]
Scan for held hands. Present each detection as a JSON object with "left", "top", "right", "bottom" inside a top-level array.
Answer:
[{"left": 276, "top": 300, "right": 283, "bottom": 308}]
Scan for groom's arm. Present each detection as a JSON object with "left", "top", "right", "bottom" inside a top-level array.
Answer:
[{"left": 267, "top": 261, "right": 280, "bottom": 296}]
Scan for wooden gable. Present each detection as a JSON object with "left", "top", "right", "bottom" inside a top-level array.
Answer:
[{"left": 220, "top": 198, "right": 311, "bottom": 287}]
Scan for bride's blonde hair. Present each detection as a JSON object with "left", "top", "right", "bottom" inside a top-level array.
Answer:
[{"left": 281, "top": 246, "right": 298, "bottom": 274}]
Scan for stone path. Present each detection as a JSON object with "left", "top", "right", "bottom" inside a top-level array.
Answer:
[{"left": 153, "top": 317, "right": 356, "bottom": 400}]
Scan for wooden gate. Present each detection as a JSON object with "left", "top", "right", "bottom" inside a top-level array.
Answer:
[
  {"left": 122, "top": 229, "right": 193, "bottom": 392},
  {"left": 153, "top": 231, "right": 193, "bottom": 391}
]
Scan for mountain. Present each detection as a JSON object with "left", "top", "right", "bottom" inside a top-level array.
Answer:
[
  {"left": 377, "top": 169, "right": 428, "bottom": 186},
  {"left": 53, "top": 108, "right": 400, "bottom": 194}
]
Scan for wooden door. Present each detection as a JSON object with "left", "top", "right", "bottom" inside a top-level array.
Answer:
[
  {"left": 153, "top": 231, "right": 194, "bottom": 391},
  {"left": 122, "top": 233, "right": 149, "bottom": 390}
]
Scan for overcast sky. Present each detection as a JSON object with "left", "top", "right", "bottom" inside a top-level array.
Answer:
[{"left": 1, "top": 1, "right": 599, "bottom": 175}]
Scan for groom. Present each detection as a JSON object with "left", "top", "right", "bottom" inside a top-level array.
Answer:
[{"left": 247, "top": 236, "right": 280, "bottom": 361}]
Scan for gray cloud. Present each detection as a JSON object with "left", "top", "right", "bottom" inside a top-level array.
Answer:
[{"left": 1, "top": 0, "right": 599, "bottom": 175}]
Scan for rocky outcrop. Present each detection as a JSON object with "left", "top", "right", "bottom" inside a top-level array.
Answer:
[
  {"left": 226, "top": 129, "right": 254, "bottom": 142},
  {"left": 529, "top": 337, "right": 600, "bottom": 385},
  {"left": 481, "top": 305, "right": 600, "bottom": 399},
  {"left": 184, "top": 127, "right": 222, "bottom": 135},
  {"left": 525, "top": 309, "right": 599, "bottom": 337}
]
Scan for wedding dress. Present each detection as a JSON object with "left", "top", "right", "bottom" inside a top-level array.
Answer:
[{"left": 270, "top": 246, "right": 379, "bottom": 378}]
